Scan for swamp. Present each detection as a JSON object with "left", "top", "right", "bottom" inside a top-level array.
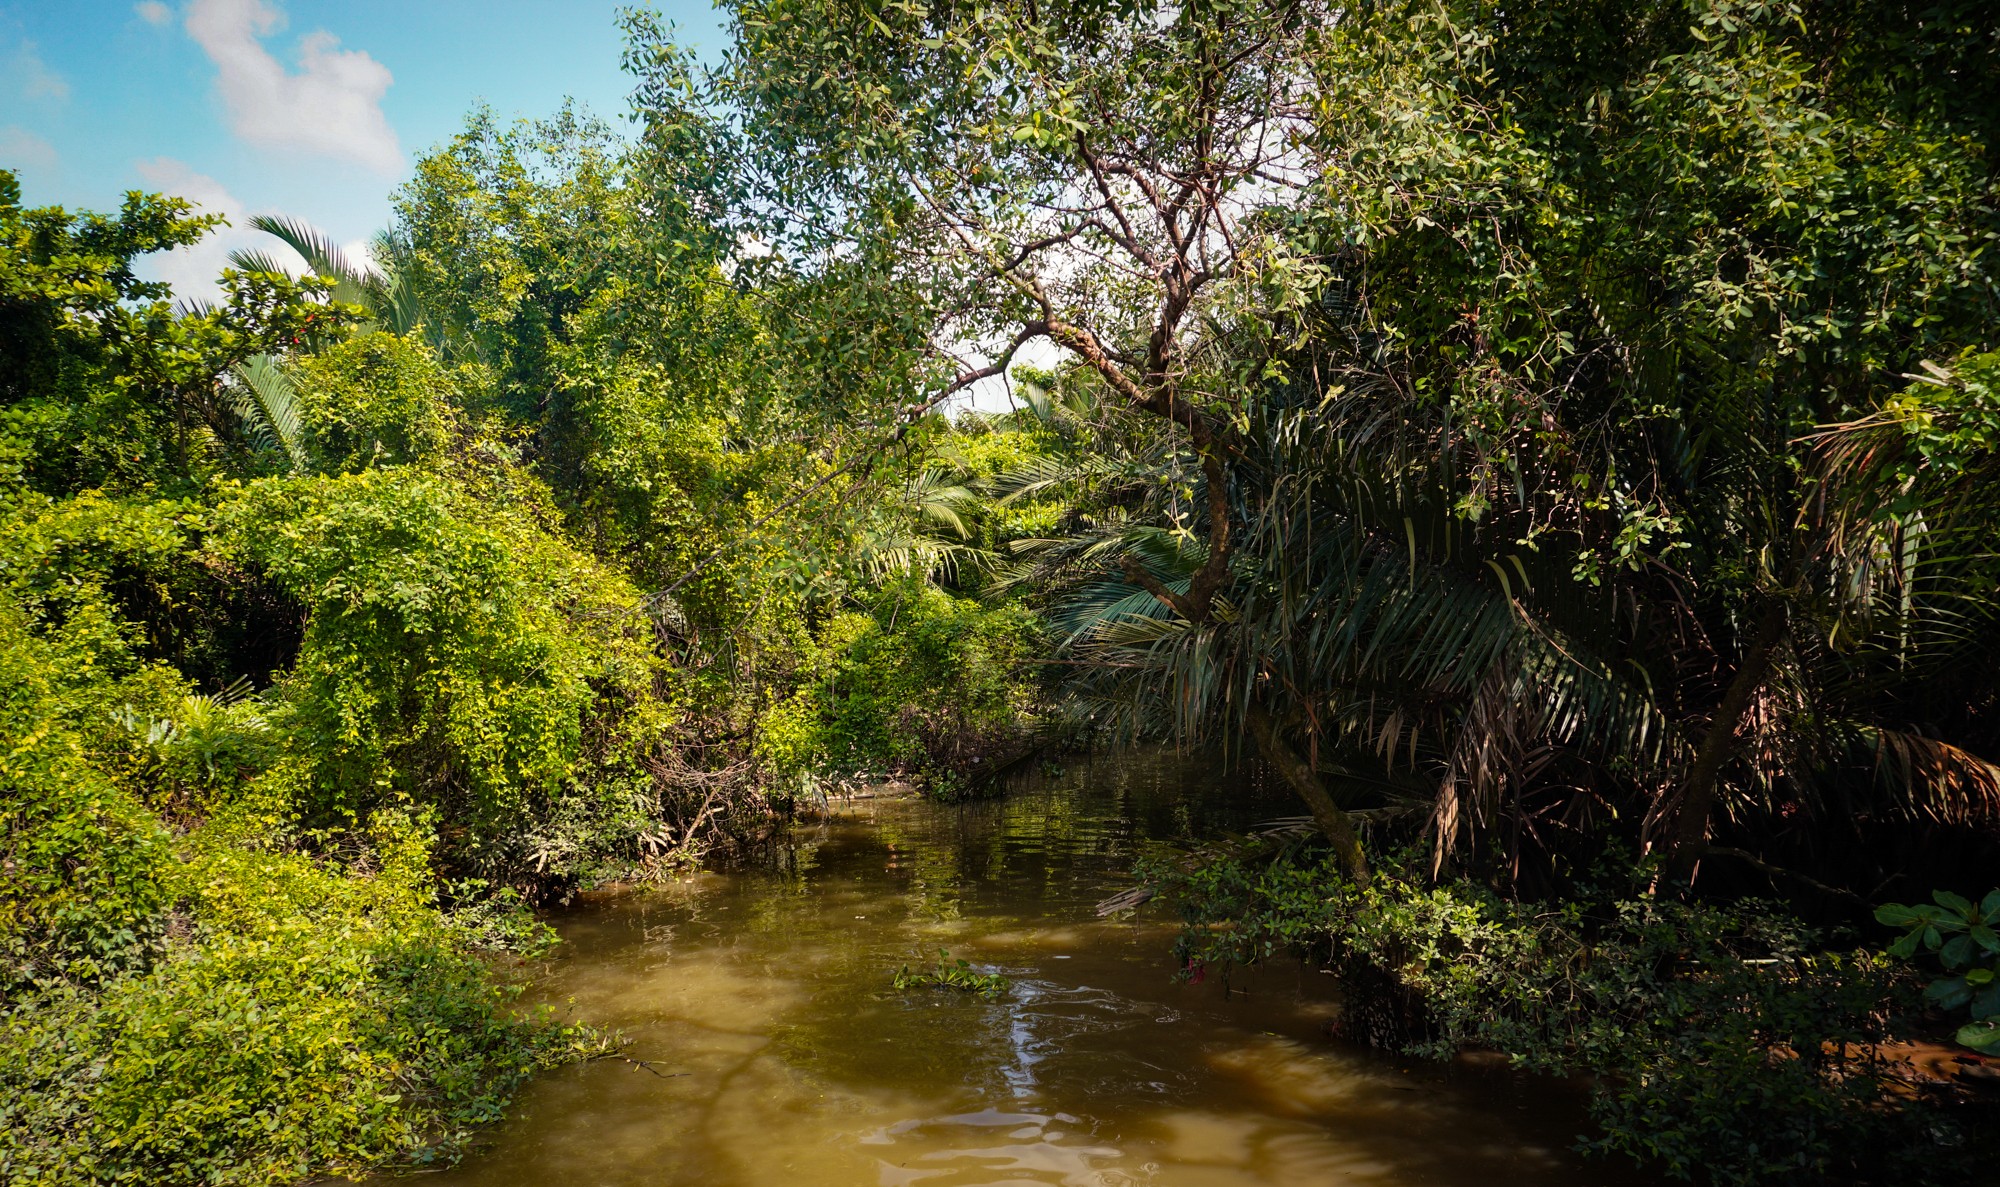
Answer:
[{"left": 3, "top": 1, "right": 1999, "bottom": 1184}]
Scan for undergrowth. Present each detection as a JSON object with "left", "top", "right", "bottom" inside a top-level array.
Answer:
[{"left": 1143, "top": 847, "right": 1977, "bottom": 1186}]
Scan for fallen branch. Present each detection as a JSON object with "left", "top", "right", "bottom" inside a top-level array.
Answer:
[{"left": 1703, "top": 845, "right": 1869, "bottom": 906}]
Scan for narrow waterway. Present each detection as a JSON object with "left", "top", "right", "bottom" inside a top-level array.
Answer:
[{"left": 409, "top": 750, "right": 1649, "bottom": 1186}]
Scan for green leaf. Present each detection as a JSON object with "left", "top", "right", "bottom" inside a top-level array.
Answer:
[
  {"left": 1941, "top": 934, "right": 1976, "bottom": 968},
  {"left": 1874, "top": 903, "right": 1920, "bottom": 927},
  {"left": 1933, "top": 890, "right": 1974, "bottom": 915},
  {"left": 1925, "top": 977, "right": 1973, "bottom": 1010},
  {"left": 1957, "top": 1020, "right": 2000, "bottom": 1054}
]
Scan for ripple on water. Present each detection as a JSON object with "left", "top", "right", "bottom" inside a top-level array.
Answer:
[
  {"left": 370, "top": 751, "right": 1653, "bottom": 1187},
  {"left": 865, "top": 1109, "right": 1125, "bottom": 1187}
]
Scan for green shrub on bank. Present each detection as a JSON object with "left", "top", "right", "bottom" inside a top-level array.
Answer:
[
  {"left": 289, "top": 335, "right": 465, "bottom": 474},
  {"left": 0, "top": 591, "right": 606, "bottom": 1186},
  {"left": 756, "top": 584, "right": 1040, "bottom": 790},
  {"left": 212, "top": 467, "right": 666, "bottom": 871},
  {"left": 0, "top": 598, "right": 172, "bottom": 991},
  {"left": 1150, "top": 851, "right": 1959, "bottom": 1185},
  {"left": 0, "top": 813, "right": 603, "bottom": 1186}
]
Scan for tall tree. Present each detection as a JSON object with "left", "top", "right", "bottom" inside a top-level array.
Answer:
[{"left": 633, "top": 0, "right": 1376, "bottom": 875}]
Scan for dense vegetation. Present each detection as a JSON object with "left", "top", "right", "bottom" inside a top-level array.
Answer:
[{"left": 3, "top": 0, "right": 1997, "bottom": 1183}]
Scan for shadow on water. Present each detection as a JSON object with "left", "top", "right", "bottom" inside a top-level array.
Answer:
[{"left": 390, "top": 748, "right": 1657, "bottom": 1187}]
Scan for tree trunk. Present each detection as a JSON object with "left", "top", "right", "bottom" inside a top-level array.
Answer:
[
  {"left": 1245, "top": 703, "right": 1370, "bottom": 885},
  {"left": 1661, "top": 602, "right": 1788, "bottom": 887}
]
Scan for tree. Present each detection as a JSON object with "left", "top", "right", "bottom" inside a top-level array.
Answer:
[
  {"left": 1, "top": 171, "right": 347, "bottom": 497},
  {"left": 635, "top": 0, "right": 1375, "bottom": 875},
  {"left": 653, "top": 0, "right": 2000, "bottom": 894}
]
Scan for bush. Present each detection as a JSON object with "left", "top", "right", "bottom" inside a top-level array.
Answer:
[
  {"left": 212, "top": 468, "right": 664, "bottom": 870},
  {"left": 1150, "top": 849, "right": 1962, "bottom": 1185},
  {"left": 0, "top": 595, "right": 173, "bottom": 991},
  {"left": 0, "top": 825, "right": 601, "bottom": 1186},
  {"left": 290, "top": 335, "right": 464, "bottom": 473},
  {"left": 0, "top": 588, "right": 607, "bottom": 1186},
  {"left": 756, "top": 584, "right": 1040, "bottom": 791}
]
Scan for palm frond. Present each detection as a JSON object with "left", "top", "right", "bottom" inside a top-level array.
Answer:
[
  {"left": 225, "top": 248, "right": 302, "bottom": 277},
  {"left": 227, "top": 353, "right": 309, "bottom": 472},
  {"left": 1859, "top": 727, "right": 2000, "bottom": 827},
  {"left": 246, "top": 214, "right": 359, "bottom": 284}
]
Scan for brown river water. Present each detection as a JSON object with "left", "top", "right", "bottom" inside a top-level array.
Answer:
[{"left": 397, "top": 750, "right": 1652, "bottom": 1187}]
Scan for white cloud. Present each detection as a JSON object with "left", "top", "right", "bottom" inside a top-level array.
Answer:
[
  {"left": 135, "top": 2, "right": 174, "bottom": 27},
  {"left": 13, "top": 42, "right": 71, "bottom": 103},
  {"left": 1, "top": 126, "right": 59, "bottom": 175},
  {"left": 184, "top": 0, "right": 402, "bottom": 174},
  {"left": 131, "top": 157, "right": 309, "bottom": 305}
]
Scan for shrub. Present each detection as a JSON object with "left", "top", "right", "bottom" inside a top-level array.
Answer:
[
  {"left": 0, "top": 817, "right": 601, "bottom": 1186},
  {"left": 1150, "top": 849, "right": 1960, "bottom": 1185},
  {"left": 756, "top": 584, "right": 1040, "bottom": 790},
  {"left": 212, "top": 468, "right": 663, "bottom": 870},
  {"left": 0, "top": 595, "right": 172, "bottom": 991},
  {"left": 1, "top": 589, "right": 607, "bottom": 1186},
  {"left": 1877, "top": 890, "right": 2000, "bottom": 1054},
  {"left": 290, "top": 335, "right": 464, "bottom": 473}
]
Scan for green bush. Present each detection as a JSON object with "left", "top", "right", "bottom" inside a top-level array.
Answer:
[
  {"left": 212, "top": 468, "right": 664, "bottom": 867},
  {"left": 1877, "top": 890, "right": 2000, "bottom": 1054},
  {"left": 290, "top": 335, "right": 465, "bottom": 473},
  {"left": 0, "top": 596, "right": 172, "bottom": 990},
  {"left": 756, "top": 584, "right": 1040, "bottom": 790},
  {"left": 1150, "top": 850, "right": 1956, "bottom": 1185},
  {"left": 1, "top": 592, "right": 603, "bottom": 1185},
  {"left": 0, "top": 171, "right": 683, "bottom": 1187},
  {"left": 0, "top": 811, "right": 601, "bottom": 1186}
]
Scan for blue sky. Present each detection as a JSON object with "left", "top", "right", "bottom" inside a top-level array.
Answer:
[{"left": 0, "top": 1, "right": 725, "bottom": 299}]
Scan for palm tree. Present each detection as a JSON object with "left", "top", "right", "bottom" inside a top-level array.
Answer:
[
  {"left": 1011, "top": 319, "right": 2000, "bottom": 899},
  {"left": 228, "top": 216, "right": 425, "bottom": 339},
  {"left": 218, "top": 216, "right": 472, "bottom": 473},
  {"left": 223, "top": 352, "right": 308, "bottom": 473}
]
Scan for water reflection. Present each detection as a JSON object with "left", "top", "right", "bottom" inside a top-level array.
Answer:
[{"left": 390, "top": 749, "right": 1649, "bottom": 1187}]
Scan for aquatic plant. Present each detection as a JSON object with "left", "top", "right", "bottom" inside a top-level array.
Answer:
[{"left": 892, "top": 949, "right": 1009, "bottom": 999}]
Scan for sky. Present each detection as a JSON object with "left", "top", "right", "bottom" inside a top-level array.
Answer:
[{"left": 0, "top": 1, "right": 727, "bottom": 300}]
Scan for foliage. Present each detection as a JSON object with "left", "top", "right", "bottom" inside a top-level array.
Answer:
[
  {"left": 1877, "top": 890, "right": 2000, "bottom": 1054},
  {"left": 0, "top": 596, "right": 172, "bottom": 991},
  {"left": 212, "top": 468, "right": 662, "bottom": 864},
  {"left": 892, "top": 948, "right": 1008, "bottom": 999},
  {"left": 286, "top": 335, "right": 464, "bottom": 473},
  {"left": 0, "top": 578, "right": 605, "bottom": 1184},
  {"left": 1151, "top": 847, "right": 1951, "bottom": 1184},
  {"left": 0, "top": 171, "right": 353, "bottom": 500},
  {"left": 0, "top": 808, "right": 608, "bottom": 1186},
  {"left": 682, "top": 0, "right": 2000, "bottom": 896},
  {"left": 7, "top": 0, "right": 2000, "bottom": 1180},
  {"left": 0, "top": 176, "right": 628, "bottom": 1186},
  {"left": 755, "top": 583, "right": 1041, "bottom": 791}
]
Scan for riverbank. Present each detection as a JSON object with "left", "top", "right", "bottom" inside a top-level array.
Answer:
[{"left": 376, "top": 750, "right": 1649, "bottom": 1187}]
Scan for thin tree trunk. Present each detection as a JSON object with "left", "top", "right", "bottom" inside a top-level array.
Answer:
[
  {"left": 1245, "top": 703, "right": 1370, "bottom": 885},
  {"left": 1662, "top": 602, "right": 1788, "bottom": 887}
]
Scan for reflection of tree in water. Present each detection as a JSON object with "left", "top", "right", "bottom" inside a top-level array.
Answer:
[
  {"left": 759, "top": 750, "right": 1297, "bottom": 1105},
  {"left": 871, "top": 814, "right": 968, "bottom": 922},
  {"left": 399, "top": 747, "right": 1638, "bottom": 1187}
]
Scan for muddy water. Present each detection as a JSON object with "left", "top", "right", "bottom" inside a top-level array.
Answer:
[{"left": 414, "top": 751, "right": 1647, "bottom": 1187}]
